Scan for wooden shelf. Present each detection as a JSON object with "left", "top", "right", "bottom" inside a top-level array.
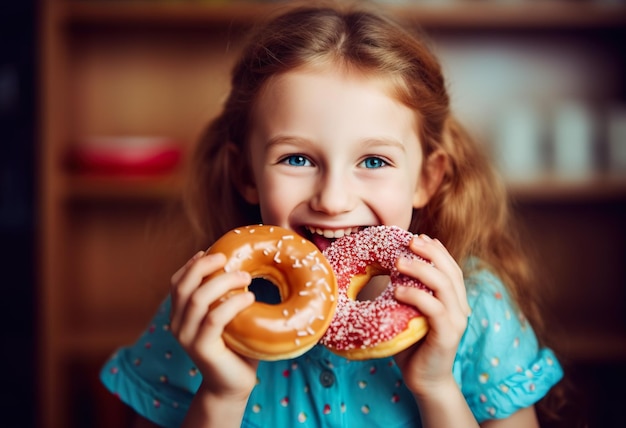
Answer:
[
  {"left": 508, "top": 174, "right": 626, "bottom": 203},
  {"left": 39, "top": 1, "right": 626, "bottom": 427},
  {"left": 62, "top": 0, "right": 274, "bottom": 28},
  {"left": 61, "top": 0, "right": 626, "bottom": 30},
  {"left": 63, "top": 173, "right": 184, "bottom": 201},
  {"left": 554, "top": 329, "right": 626, "bottom": 364},
  {"left": 61, "top": 173, "right": 626, "bottom": 203}
]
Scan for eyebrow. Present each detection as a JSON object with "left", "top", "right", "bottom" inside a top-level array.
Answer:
[
  {"left": 359, "top": 137, "right": 407, "bottom": 152},
  {"left": 265, "top": 135, "right": 407, "bottom": 152},
  {"left": 265, "top": 135, "right": 310, "bottom": 149}
]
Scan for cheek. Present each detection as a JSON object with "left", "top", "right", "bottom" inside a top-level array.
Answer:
[
  {"left": 366, "top": 180, "right": 416, "bottom": 228},
  {"left": 257, "top": 177, "right": 300, "bottom": 224}
]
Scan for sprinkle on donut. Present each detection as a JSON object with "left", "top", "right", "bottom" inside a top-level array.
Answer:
[{"left": 320, "top": 225, "right": 430, "bottom": 360}]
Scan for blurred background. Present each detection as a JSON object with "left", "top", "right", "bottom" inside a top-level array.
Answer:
[
  {"left": 2, "top": 0, "right": 625, "bottom": 427},
  {"left": 1, "top": 2, "right": 36, "bottom": 428}
]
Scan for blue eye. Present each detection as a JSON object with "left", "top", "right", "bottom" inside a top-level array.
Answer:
[
  {"left": 282, "top": 155, "right": 311, "bottom": 167},
  {"left": 361, "top": 157, "right": 387, "bottom": 169}
]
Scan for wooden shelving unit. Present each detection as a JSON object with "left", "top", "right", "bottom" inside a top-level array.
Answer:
[
  {"left": 508, "top": 174, "right": 626, "bottom": 202},
  {"left": 60, "top": 1, "right": 626, "bottom": 29},
  {"left": 38, "top": 1, "right": 626, "bottom": 427}
]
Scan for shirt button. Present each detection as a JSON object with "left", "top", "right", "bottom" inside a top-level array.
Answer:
[{"left": 319, "top": 370, "right": 335, "bottom": 388}]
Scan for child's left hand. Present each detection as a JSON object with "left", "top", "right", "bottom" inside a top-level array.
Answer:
[{"left": 393, "top": 234, "right": 471, "bottom": 398}]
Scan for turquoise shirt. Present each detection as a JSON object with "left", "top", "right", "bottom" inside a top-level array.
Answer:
[{"left": 101, "top": 267, "right": 562, "bottom": 427}]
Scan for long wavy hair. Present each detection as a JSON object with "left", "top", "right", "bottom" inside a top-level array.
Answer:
[
  {"left": 185, "top": 2, "right": 560, "bottom": 420},
  {"left": 184, "top": 0, "right": 561, "bottom": 419},
  {"left": 187, "top": 1, "right": 534, "bottom": 317}
]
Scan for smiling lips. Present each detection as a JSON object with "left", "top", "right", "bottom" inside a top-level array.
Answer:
[
  {"left": 305, "top": 226, "right": 363, "bottom": 252},
  {"left": 305, "top": 226, "right": 361, "bottom": 239}
]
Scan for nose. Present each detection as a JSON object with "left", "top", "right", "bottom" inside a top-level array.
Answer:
[{"left": 309, "top": 171, "right": 355, "bottom": 215}]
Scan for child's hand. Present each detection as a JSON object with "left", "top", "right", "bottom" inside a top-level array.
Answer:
[
  {"left": 169, "top": 251, "right": 258, "bottom": 398},
  {"left": 392, "top": 234, "right": 471, "bottom": 398}
]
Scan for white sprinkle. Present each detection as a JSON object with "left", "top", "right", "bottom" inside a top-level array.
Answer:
[
  {"left": 282, "top": 235, "right": 294, "bottom": 240},
  {"left": 311, "top": 258, "right": 329, "bottom": 274},
  {"left": 295, "top": 338, "right": 301, "bottom": 345},
  {"left": 234, "top": 229, "right": 241, "bottom": 234},
  {"left": 297, "top": 330, "right": 308, "bottom": 337},
  {"left": 306, "top": 327, "right": 315, "bottom": 335},
  {"left": 283, "top": 309, "right": 289, "bottom": 317},
  {"left": 298, "top": 290, "right": 310, "bottom": 296}
]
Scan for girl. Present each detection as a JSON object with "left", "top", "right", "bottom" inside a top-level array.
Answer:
[{"left": 101, "top": 2, "right": 563, "bottom": 427}]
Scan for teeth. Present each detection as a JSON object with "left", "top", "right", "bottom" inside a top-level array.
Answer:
[{"left": 307, "top": 226, "right": 359, "bottom": 239}]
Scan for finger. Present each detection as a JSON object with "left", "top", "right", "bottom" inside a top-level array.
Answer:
[
  {"left": 171, "top": 251, "right": 205, "bottom": 285},
  {"left": 395, "top": 286, "right": 441, "bottom": 319},
  {"left": 411, "top": 235, "right": 459, "bottom": 279},
  {"left": 429, "top": 237, "right": 471, "bottom": 316},
  {"left": 408, "top": 235, "right": 470, "bottom": 316},
  {"left": 170, "top": 253, "right": 227, "bottom": 333},
  {"left": 193, "top": 290, "right": 256, "bottom": 351},
  {"left": 396, "top": 253, "right": 464, "bottom": 319},
  {"left": 176, "top": 271, "right": 251, "bottom": 345},
  {"left": 395, "top": 286, "right": 466, "bottom": 348}
]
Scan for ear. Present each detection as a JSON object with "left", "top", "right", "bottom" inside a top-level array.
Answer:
[
  {"left": 413, "top": 149, "right": 447, "bottom": 209},
  {"left": 228, "top": 143, "right": 259, "bottom": 204}
]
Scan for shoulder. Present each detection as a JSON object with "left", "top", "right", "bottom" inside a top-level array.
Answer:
[
  {"left": 454, "top": 262, "right": 563, "bottom": 422},
  {"left": 100, "top": 297, "right": 198, "bottom": 427},
  {"left": 459, "top": 262, "right": 543, "bottom": 361}
]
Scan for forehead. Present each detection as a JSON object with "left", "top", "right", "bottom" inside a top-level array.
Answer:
[
  {"left": 259, "top": 62, "right": 401, "bottom": 103},
  {"left": 250, "top": 64, "right": 416, "bottom": 132}
]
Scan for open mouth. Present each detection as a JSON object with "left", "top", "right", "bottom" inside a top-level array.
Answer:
[{"left": 304, "top": 226, "right": 362, "bottom": 252}]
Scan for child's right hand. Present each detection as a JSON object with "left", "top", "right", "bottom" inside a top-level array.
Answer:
[{"left": 169, "top": 251, "right": 258, "bottom": 398}]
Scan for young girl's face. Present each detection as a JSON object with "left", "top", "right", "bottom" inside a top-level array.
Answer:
[{"left": 241, "top": 65, "right": 435, "bottom": 249}]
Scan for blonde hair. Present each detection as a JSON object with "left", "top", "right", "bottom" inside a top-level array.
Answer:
[{"left": 186, "top": 0, "right": 541, "bottom": 338}]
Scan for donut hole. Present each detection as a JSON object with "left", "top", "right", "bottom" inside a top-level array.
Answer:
[
  {"left": 248, "top": 278, "right": 282, "bottom": 305},
  {"left": 355, "top": 274, "right": 390, "bottom": 301}
]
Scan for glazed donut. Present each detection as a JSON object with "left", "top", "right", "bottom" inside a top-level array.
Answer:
[
  {"left": 320, "top": 225, "right": 429, "bottom": 360},
  {"left": 206, "top": 225, "right": 338, "bottom": 361}
]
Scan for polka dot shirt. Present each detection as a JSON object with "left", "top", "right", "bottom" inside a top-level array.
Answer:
[{"left": 100, "top": 266, "right": 562, "bottom": 427}]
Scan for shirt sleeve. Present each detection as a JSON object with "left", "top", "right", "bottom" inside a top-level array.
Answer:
[
  {"left": 453, "top": 268, "right": 563, "bottom": 422},
  {"left": 100, "top": 297, "right": 199, "bottom": 428}
]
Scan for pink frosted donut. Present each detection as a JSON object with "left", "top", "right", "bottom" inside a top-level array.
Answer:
[{"left": 320, "top": 225, "right": 429, "bottom": 360}]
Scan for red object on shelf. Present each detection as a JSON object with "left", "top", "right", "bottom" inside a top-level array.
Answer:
[{"left": 68, "top": 136, "right": 183, "bottom": 176}]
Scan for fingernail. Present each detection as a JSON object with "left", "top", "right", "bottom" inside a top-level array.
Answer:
[
  {"left": 395, "top": 286, "right": 408, "bottom": 297},
  {"left": 420, "top": 234, "right": 432, "bottom": 242},
  {"left": 412, "top": 236, "right": 425, "bottom": 246},
  {"left": 397, "top": 255, "right": 413, "bottom": 268}
]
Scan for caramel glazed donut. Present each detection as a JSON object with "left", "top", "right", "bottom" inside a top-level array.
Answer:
[
  {"left": 320, "top": 225, "right": 430, "bottom": 360},
  {"left": 206, "top": 225, "right": 338, "bottom": 361}
]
